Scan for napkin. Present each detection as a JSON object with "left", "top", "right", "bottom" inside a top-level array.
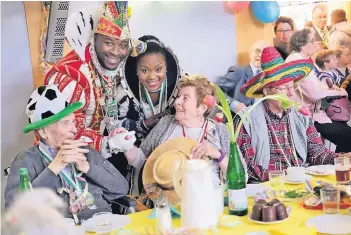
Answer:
[
  {"left": 269, "top": 227, "right": 317, "bottom": 235},
  {"left": 148, "top": 204, "right": 181, "bottom": 218}
]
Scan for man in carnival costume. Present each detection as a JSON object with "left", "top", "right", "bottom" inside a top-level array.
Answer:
[
  {"left": 5, "top": 85, "right": 128, "bottom": 223},
  {"left": 45, "top": 1, "right": 146, "bottom": 160}
]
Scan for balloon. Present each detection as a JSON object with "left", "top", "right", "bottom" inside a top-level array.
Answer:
[
  {"left": 251, "top": 1, "right": 280, "bottom": 23},
  {"left": 227, "top": 1, "right": 250, "bottom": 13}
]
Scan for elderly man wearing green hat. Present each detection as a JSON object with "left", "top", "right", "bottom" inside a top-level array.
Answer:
[
  {"left": 5, "top": 85, "right": 129, "bottom": 222},
  {"left": 235, "top": 47, "right": 342, "bottom": 183}
]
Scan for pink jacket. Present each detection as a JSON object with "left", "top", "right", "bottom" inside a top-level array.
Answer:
[{"left": 286, "top": 52, "right": 348, "bottom": 124}]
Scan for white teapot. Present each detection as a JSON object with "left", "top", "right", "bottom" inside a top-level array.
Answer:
[{"left": 174, "top": 159, "right": 219, "bottom": 229}]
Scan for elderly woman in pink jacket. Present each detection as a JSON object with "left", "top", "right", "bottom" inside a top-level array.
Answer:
[{"left": 286, "top": 27, "right": 351, "bottom": 153}]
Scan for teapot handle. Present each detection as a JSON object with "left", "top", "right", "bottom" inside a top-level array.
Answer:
[{"left": 173, "top": 165, "right": 185, "bottom": 199}]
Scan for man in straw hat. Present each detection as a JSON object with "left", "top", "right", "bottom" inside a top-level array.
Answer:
[
  {"left": 236, "top": 47, "right": 341, "bottom": 182},
  {"left": 5, "top": 85, "right": 128, "bottom": 222},
  {"left": 44, "top": 1, "right": 144, "bottom": 160}
]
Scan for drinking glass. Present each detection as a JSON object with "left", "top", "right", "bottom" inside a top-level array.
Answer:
[
  {"left": 339, "top": 153, "right": 351, "bottom": 171},
  {"left": 269, "top": 170, "right": 285, "bottom": 192},
  {"left": 334, "top": 157, "right": 350, "bottom": 182},
  {"left": 320, "top": 187, "right": 340, "bottom": 214}
]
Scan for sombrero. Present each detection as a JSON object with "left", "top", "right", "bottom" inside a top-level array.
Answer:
[
  {"left": 240, "top": 47, "right": 314, "bottom": 98},
  {"left": 142, "top": 137, "right": 197, "bottom": 204}
]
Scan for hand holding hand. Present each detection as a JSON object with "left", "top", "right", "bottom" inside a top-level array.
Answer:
[{"left": 108, "top": 128, "right": 136, "bottom": 153}]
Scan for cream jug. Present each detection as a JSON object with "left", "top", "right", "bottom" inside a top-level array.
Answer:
[{"left": 174, "top": 159, "right": 218, "bottom": 229}]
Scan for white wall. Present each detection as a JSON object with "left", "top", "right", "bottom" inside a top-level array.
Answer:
[
  {"left": 1, "top": 1, "right": 35, "bottom": 212},
  {"left": 68, "top": 1, "right": 237, "bottom": 81}
]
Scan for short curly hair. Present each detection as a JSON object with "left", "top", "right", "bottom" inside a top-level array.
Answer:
[
  {"left": 274, "top": 16, "right": 296, "bottom": 34},
  {"left": 289, "top": 28, "right": 314, "bottom": 53},
  {"left": 178, "top": 74, "right": 216, "bottom": 117}
]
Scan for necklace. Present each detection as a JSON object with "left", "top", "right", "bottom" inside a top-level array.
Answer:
[
  {"left": 263, "top": 106, "right": 299, "bottom": 169},
  {"left": 181, "top": 119, "right": 208, "bottom": 143},
  {"left": 139, "top": 81, "right": 167, "bottom": 118},
  {"left": 91, "top": 65, "right": 119, "bottom": 133}
]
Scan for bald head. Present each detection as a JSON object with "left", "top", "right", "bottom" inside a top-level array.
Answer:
[
  {"left": 249, "top": 40, "right": 270, "bottom": 68},
  {"left": 312, "top": 4, "right": 328, "bottom": 29}
]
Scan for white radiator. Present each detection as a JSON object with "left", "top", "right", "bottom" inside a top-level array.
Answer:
[{"left": 45, "top": 1, "right": 70, "bottom": 62}]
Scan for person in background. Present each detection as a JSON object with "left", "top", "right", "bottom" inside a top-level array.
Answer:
[
  {"left": 315, "top": 49, "right": 339, "bottom": 86},
  {"left": 304, "top": 21, "right": 313, "bottom": 28},
  {"left": 328, "top": 9, "right": 351, "bottom": 49},
  {"left": 111, "top": 35, "right": 183, "bottom": 197},
  {"left": 273, "top": 16, "right": 296, "bottom": 60},
  {"left": 311, "top": 41, "right": 329, "bottom": 77},
  {"left": 287, "top": 28, "right": 351, "bottom": 153},
  {"left": 311, "top": 3, "right": 332, "bottom": 44},
  {"left": 5, "top": 85, "right": 129, "bottom": 221},
  {"left": 216, "top": 40, "right": 270, "bottom": 113},
  {"left": 236, "top": 47, "right": 340, "bottom": 182},
  {"left": 334, "top": 46, "right": 351, "bottom": 85}
]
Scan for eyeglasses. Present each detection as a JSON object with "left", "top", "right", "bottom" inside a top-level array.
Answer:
[
  {"left": 276, "top": 29, "right": 293, "bottom": 34},
  {"left": 273, "top": 85, "right": 296, "bottom": 92}
]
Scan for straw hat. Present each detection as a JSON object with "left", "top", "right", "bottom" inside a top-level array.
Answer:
[
  {"left": 240, "top": 47, "right": 313, "bottom": 98},
  {"left": 142, "top": 137, "right": 197, "bottom": 203}
]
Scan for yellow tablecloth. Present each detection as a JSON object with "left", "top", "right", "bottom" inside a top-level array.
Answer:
[{"left": 122, "top": 175, "right": 350, "bottom": 235}]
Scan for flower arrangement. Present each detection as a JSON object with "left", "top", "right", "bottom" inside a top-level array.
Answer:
[{"left": 211, "top": 85, "right": 310, "bottom": 143}]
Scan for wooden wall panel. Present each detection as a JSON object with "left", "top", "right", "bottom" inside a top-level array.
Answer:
[
  {"left": 234, "top": 6, "right": 275, "bottom": 66},
  {"left": 24, "top": 1, "right": 43, "bottom": 88},
  {"left": 24, "top": 1, "right": 351, "bottom": 86}
]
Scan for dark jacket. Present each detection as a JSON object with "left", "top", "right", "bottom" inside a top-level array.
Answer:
[
  {"left": 5, "top": 145, "right": 128, "bottom": 220},
  {"left": 216, "top": 65, "right": 255, "bottom": 107}
]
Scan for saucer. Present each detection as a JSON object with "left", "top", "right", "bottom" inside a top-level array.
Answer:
[
  {"left": 81, "top": 214, "right": 130, "bottom": 233},
  {"left": 283, "top": 175, "right": 312, "bottom": 184},
  {"left": 306, "top": 215, "right": 351, "bottom": 234},
  {"left": 305, "top": 165, "right": 335, "bottom": 176}
]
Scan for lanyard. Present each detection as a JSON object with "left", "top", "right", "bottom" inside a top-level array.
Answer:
[
  {"left": 263, "top": 107, "right": 299, "bottom": 169},
  {"left": 142, "top": 81, "right": 166, "bottom": 116},
  {"left": 38, "top": 146, "right": 83, "bottom": 193},
  {"left": 181, "top": 119, "right": 209, "bottom": 143}
]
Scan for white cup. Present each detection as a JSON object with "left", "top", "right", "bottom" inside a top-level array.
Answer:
[{"left": 286, "top": 167, "right": 306, "bottom": 181}]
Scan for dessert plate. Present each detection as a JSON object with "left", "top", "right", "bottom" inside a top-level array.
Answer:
[
  {"left": 306, "top": 214, "right": 351, "bottom": 234},
  {"left": 305, "top": 165, "right": 335, "bottom": 176}
]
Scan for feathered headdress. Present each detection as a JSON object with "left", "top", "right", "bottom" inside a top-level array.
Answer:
[
  {"left": 96, "top": 1, "right": 130, "bottom": 40},
  {"left": 65, "top": 1, "right": 146, "bottom": 61}
]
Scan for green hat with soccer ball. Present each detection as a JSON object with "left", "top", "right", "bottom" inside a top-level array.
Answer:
[{"left": 23, "top": 85, "right": 82, "bottom": 133}]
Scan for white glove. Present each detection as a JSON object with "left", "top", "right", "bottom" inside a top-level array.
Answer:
[{"left": 108, "top": 131, "right": 136, "bottom": 153}]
